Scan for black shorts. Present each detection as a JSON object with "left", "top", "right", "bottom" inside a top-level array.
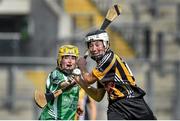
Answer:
[{"left": 107, "top": 97, "right": 157, "bottom": 120}]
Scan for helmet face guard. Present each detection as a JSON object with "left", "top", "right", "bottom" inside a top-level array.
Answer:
[{"left": 57, "top": 45, "right": 79, "bottom": 67}]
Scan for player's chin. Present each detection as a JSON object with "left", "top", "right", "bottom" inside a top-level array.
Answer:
[{"left": 66, "top": 66, "right": 75, "bottom": 71}]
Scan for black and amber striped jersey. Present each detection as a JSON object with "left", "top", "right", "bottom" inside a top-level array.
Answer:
[{"left": 92, "top": 49, "right": 145, "bottom": 101}]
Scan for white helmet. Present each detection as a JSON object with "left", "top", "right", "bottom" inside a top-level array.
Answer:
[
  {"left": 85, "top": 29, "right": 109, "bottom": 49},
  {"left": 85, "top": 30, "right": 110, "bottom": 61}
]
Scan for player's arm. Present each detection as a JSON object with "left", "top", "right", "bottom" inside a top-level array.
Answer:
[
  {"left": 35, "top": 72, "right": 77, "bottom": 108},
  {"left": 77, "top": 57, "right": 97, "bottom": 84},
  {"left": 88, "top": 97, "right": 97, "bottom": 120},
  {"left": 74, "top": 75, "right": 106, "bottom": 102},
  {"left": 45, "top": 75, "right": 76, "bottom": 102}
]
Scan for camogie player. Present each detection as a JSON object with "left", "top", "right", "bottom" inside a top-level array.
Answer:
[
  {"left": 39, "top": 45, "right": 82, "bottom": 120},
  {"left": 75, "top": 29, "right": 157, "bottom": 120}
]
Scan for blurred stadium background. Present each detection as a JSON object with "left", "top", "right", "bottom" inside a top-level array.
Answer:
[{"left": 0, "top": 0, "right": 179, "bottom": 120}]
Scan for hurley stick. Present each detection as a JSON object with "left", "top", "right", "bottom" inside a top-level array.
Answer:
[{"left": 100, "top": 4, "right": 122, "bottom": 30}]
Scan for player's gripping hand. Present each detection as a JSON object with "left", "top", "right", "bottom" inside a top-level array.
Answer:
[{"left": 77, "top": 57, "right": 87, "bottom": 70}]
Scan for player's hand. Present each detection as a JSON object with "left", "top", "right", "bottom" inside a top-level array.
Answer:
[
  {"left": 77, "top": 57, "right": 87, "bottom": 70},
  {"left": 76, "top": 105, "right": 83, "bottom": 116}
]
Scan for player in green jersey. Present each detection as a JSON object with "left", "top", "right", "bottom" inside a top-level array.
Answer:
[{"left": 39, "top": 44, "right": 82, "bottom": 120}]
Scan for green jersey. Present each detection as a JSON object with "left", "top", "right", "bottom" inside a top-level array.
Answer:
[{"left": 39, "top": 68, "right": 80, "bottom": 120}]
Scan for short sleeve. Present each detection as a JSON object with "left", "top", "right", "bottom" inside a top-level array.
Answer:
[{"left": 46, "top": 69, "right": 65, "bottom": 92}]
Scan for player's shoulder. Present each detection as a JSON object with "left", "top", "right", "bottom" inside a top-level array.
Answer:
[
  {"left": 50, "top": 68, "right": 64, "bottom": 79},
  {"left": 98, "top": 49, "right": 114, "bottom": 65},
  {"left": 95, "top": 49, "right": 115, "bottom": 72}
]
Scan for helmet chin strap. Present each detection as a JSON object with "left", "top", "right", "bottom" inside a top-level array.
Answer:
[
  {"left": 90, "top": 48, "right": 108, "bottom": 62},
  {"left": 91, "top": 54, "right": 104, "bottom": 62}
]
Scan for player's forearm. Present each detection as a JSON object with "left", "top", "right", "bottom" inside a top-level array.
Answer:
[
  {"left": 76, "top": 77, "right": 105, "bottom": 102},
  {"left": 60, "top": 81, "right": 71, "bottom": 88},
  {"left": 89, "top": 99, "right": 97, "bottom": 120},
  {"left": 45, "top": 81, "right": 71, "bottom": 101},
  {"left": 48, "top": 81, "right": 75, "bottom": 100},
  {"left": 81, "top": 71, "right": 95, "bottom": 84},
  {"left": 87, "top": 86, "right": 105, "bottom": 102}
]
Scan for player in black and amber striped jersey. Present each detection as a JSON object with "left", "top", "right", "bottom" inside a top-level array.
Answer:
[{"left": 75, "top": 29, "right": 157, "bottom": 120}]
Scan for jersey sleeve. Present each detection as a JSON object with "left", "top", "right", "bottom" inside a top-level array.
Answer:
[
  {"left": 46, "top": 69, "right": 65, "bottom": 92},
  {"left": 92, "top": 51, "right": 116, "bottom": 81}
]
